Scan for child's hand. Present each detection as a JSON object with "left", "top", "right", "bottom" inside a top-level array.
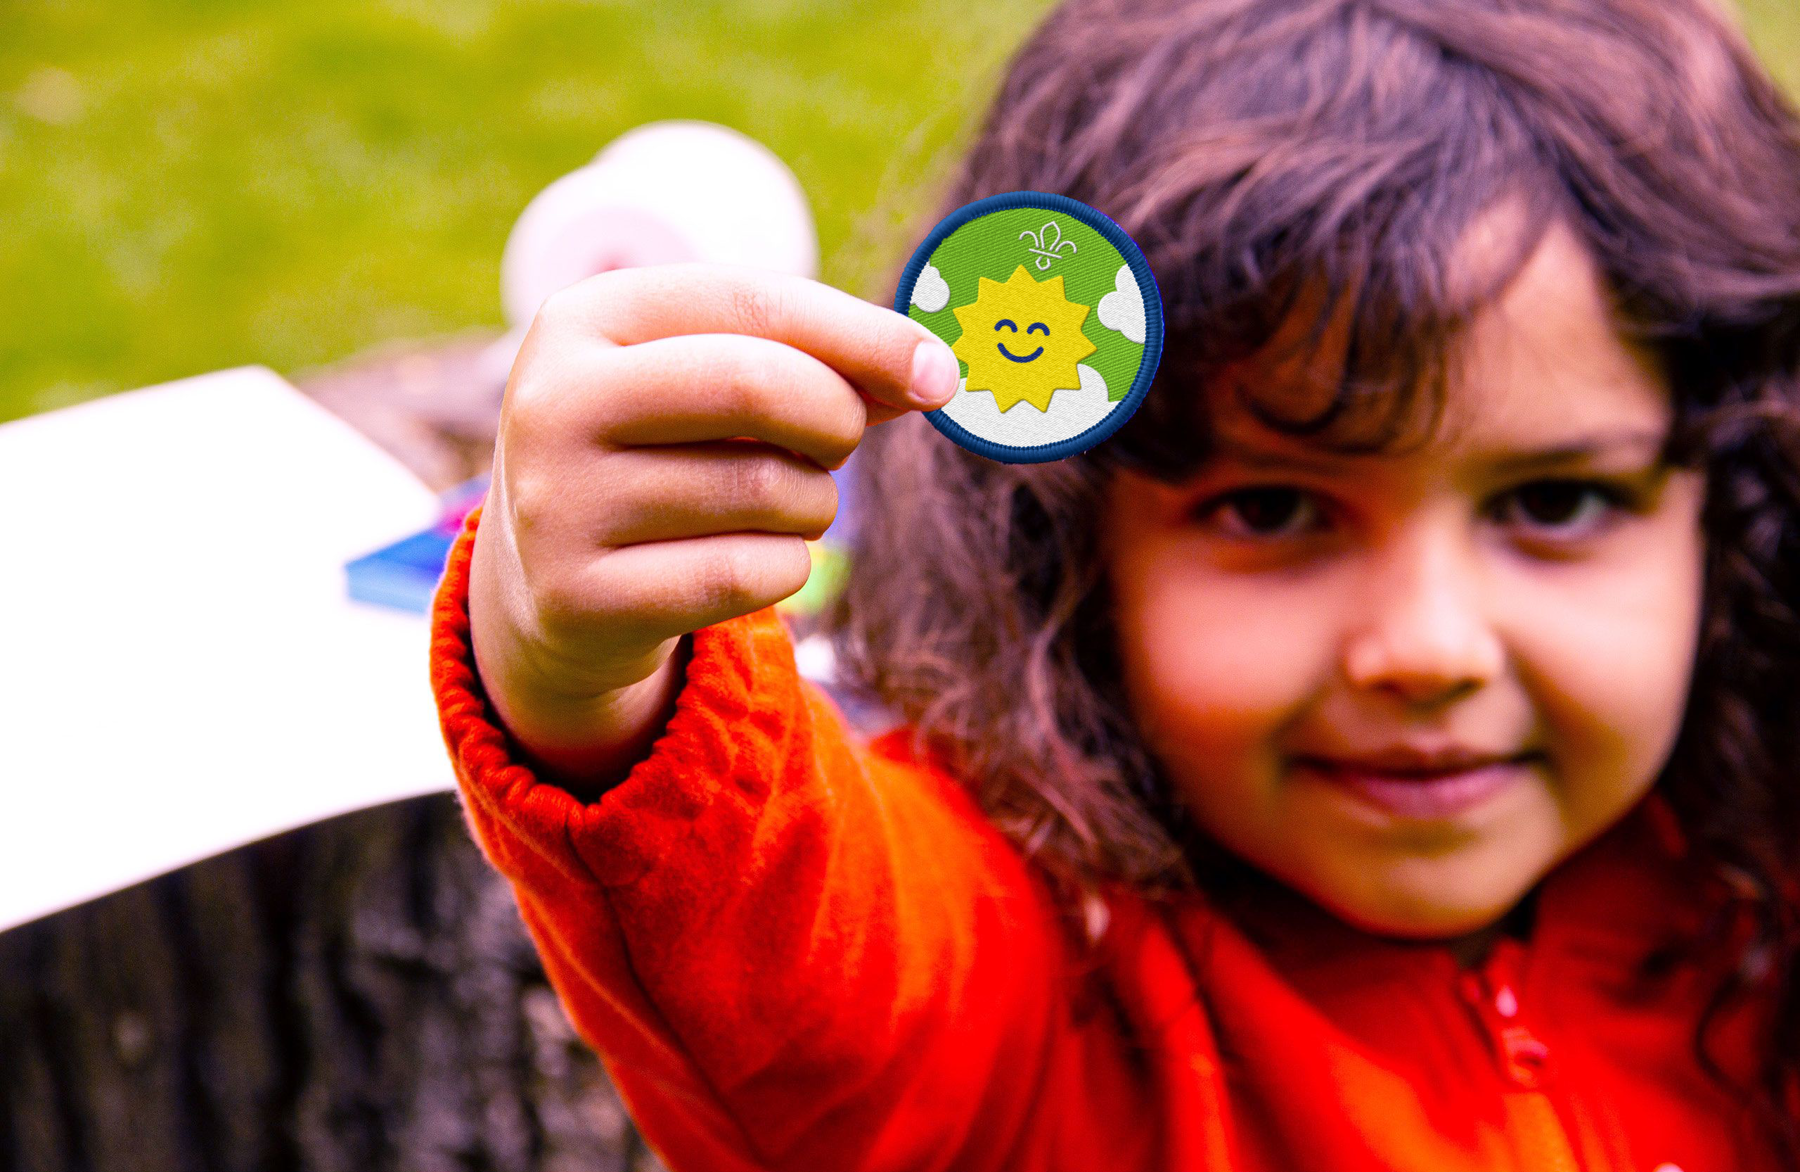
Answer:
[{"left": 466, "top": 263, "right": 960, "bottom": 788}]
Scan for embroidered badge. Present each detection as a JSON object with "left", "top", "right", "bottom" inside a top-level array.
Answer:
[{"left": 895, "top": 191, "right": 1163, "bottom": 463}]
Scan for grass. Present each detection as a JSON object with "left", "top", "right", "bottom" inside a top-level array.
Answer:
[
  {"left": 1, "top": 0, "right": 1795, "bottom": 423},
  {"left": 0, "top": 0, "right": 1055, "bottom": 421}
]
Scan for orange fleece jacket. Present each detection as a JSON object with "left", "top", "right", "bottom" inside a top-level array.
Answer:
[{"left": 430, "top": 507, "right": 1786, "bottom": 1171}]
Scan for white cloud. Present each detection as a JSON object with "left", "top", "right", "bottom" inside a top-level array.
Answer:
[
  {"left": 911, "top": 263, "right": 950, "bottom": 313},
  {"left": 1097, "top": 264, "right": 1145, "bottom": 344},
  {"left": 1077, "top": 364, "right": 1108, "bottom": 398},
  {"left": 939, "top": 366, "right": 1118, "bottom": 450}
]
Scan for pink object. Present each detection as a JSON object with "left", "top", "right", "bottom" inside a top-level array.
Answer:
[{"left": 481, "top": 120, "right": 819, "bottom": 390}]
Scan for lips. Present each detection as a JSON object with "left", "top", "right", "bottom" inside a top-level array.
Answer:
[
  {"left": 1295, "top": 747, "right": 1535, "bottom": 776},
  {"left": 1291, "top": 748, "right": 1541, "bottom": 820}
]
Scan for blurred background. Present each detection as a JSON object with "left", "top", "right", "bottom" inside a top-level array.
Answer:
[
  {"left": 0, "top": 4, "right": 1795, "bottom": 1171},
  {"left": 0, "top": 0, "right": 1074, "bottom": 422}
]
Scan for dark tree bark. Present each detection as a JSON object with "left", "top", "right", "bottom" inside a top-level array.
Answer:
[
  {"left": 0, "top": 794, "right": 668, "bottom": 1172},
  {"left": 0, "top": 345, "right": 670, "bottom": 1172}
]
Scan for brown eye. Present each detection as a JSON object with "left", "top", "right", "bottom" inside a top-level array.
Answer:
[
  {"left": 1498, "top": 479, "right": 1633, "bottom": 535},
  {"left": 1197, "top": 486, "right": 1320, "bottom": 538}
]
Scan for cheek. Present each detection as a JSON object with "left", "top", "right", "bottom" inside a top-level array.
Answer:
[
  {"left": 1112, "top": 546, "right": 1338, "bottom": 757},
  {"left": 1504, "top": 532, "right": 1705, "bottom": 802}
]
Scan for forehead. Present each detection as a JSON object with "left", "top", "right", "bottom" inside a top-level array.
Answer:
[{"left": 1206, "top": 220, "right": 1674, "bottom": 469}]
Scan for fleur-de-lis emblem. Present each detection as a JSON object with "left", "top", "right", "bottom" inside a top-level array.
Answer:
[{"left": 1020, "top": 220, "right": 1078, "bottom": 270}]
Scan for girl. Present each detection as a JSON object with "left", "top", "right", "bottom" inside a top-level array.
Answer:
[{"left": 432, "top": 0, "right": 1800, "bottom": 1168}]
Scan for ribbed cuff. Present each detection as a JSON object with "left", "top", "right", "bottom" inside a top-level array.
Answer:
[{"left": 428, "top": 505, "right": 805, "bottom": 889}]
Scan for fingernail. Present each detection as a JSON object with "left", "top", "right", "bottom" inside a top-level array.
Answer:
[{"left": 908, "top": 339, "right": 959, "bottom": 408}]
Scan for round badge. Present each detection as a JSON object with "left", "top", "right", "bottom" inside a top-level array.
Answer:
[{"left": 894, "top": 191, "right": 1163, "bottom": 464}]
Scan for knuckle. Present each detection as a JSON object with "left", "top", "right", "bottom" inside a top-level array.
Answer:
[
  {"left": 505, "top": 468, "right": 561, "bottom": 537},
  {"left": 727, "top": 277, "right": 784, "bottom": 339},
  {"left": 502, "top": 380, "right": 561, "bottom": 449},
  {"left": 530, "top": 556, "right": 647, "bottom": 655},
  {"left": 537, "top": 269, "right": 640, "bottom": 344},
  {"left": 532, "top": 283, "right": 583, "bottom": 333},
  {"left": 700, "top": 542, "right": 758, "bottom": 612},
  {"left": 841, "top": 310, "right": 911, "bottom": 386},
  {"left": 849, "top": 329, "right": 895, "bottom": 382},
  {"left": 634, "top": 568, "right": 702, "bottom": 638},
  {"left": 529, "top": 564, "right": 598, "bottom": 638},
  {"left": 731, "top": 453, "right": 788, "bottom": 505},
  {"left": 715, "top": 341, "right": 778, "bottom": 418}
]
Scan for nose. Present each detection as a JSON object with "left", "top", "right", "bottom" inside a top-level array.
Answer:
[{"left": 1340, "top": 518, "right": 1505, "bottom": 706}]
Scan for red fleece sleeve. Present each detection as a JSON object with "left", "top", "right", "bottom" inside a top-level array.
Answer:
[{"left": 429, "top": 507, "right": 1070, "bottom": 1172}]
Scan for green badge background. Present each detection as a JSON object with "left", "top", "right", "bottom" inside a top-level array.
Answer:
[{"left": 907, "top": 206, "right": 1144, "bottom": 405}]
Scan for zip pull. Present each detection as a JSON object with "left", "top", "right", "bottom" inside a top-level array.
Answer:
[{"left": 1457, "top": 942, "right": 1555, "bottom": 1090}]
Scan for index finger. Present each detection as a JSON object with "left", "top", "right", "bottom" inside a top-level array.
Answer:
[{"left": 545, "top": 262, "right": 961, "bottom": 413}]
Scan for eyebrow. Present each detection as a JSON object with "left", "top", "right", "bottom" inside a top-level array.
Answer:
[{"left": 1207, "top": 429, "right": 1671, "bottom": 474}]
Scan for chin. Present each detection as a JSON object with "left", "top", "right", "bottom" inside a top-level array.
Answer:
[{"left": 1305, "top": 866, "right": 1531, "bottom": 941}]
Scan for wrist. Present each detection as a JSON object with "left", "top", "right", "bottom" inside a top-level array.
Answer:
[{"left": 489, "top": 634, "right": 694, "bottom": 798}]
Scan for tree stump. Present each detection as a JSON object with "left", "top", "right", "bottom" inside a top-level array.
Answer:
[{"left": 0, "top": 796, "right": 665, "bottom": 1172}]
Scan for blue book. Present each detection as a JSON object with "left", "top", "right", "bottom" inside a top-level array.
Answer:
[{"left": 345, "top": 475, "right": 490, "bottom": 614}]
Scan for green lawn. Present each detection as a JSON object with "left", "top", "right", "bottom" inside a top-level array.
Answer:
[
  {"left": 2, "top": 0, "right": 1795, "bottom": 423},
  {"left": 0, "top": 0, "right": 1056, "bottom": 421}
]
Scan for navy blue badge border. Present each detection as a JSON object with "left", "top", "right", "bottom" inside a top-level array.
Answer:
[{"left": 893, "top": 190, "right": 1165, "bottom": 465}]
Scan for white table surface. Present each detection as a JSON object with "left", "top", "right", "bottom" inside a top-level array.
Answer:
[{"left": 0, "top": 367, "right": 455, "bottom": 933}]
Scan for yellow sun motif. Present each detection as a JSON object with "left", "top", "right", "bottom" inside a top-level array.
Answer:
[{"left": 950, "top": 265, "right": 1098, "bottom": 413}]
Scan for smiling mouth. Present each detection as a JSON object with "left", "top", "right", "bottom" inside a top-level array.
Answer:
[
  {"left": 996, "top": 342, "right": 1044, "bottom": 363},
  {"left": 1292, "top": 752, "right": 1541, "bottom": 821}
]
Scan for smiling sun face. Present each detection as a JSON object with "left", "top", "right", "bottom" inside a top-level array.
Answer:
[{"left": 951, "top": 265, "right": 1097, "bottom": 412}]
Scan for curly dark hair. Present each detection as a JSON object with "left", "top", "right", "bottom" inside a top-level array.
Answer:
[{"left": 823, "top": 0, "right": 1800, "bottom": 1158}]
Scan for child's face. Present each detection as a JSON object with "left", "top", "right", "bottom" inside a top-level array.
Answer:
[{"left": 1102, "top": 221, "right": 1708, "bottom": 938}]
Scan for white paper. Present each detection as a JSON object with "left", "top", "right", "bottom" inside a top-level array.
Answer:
[{"left": 0, "top": 367, "right": 455, "bottom": 933}]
